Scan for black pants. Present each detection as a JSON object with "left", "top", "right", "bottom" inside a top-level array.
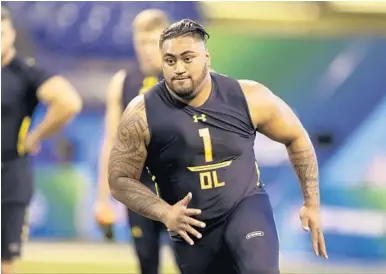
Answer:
[
  {"left": 172, "top": 192, "right": 280, "bottom": 274},
  {"left": 127, "top": 209, "right": 165, "bottom": 274},
  {"left": 1, "top": 157, "right": 32, "bottom": 261}
]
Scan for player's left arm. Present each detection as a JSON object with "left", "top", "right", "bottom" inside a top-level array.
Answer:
[
  {"left": 240, "top": 80, "right": 327, "bottom": 259},
  {"left": 241, "top": 80, "right": 319, "bottom": 206},
  {"left": 26, "top": 62, "right": 82, "bottom": 149}
]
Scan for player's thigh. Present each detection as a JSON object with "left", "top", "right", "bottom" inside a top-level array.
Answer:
[
  {"left": 1, "top": 158, "right": 33, "bottom": 204},
  {"left": 225, "top": 193, "right": 279, "bottom": 274},
  {"left": 206, "top": 242, "right": 238, "bottom": 274},
  {"left": 172, "top": 240, "right": 214, "bottom": 274},
  {"left": 1, "top": 203, "right": 29, "bottom": 261},
  {"left": 171, "top": 221, "right": 225, "bottom": 274}
]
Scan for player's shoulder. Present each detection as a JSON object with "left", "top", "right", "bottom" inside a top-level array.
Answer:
[
  {"left": 122, "top": 93, "right": 150, "bottom": 143},
  {"left": 237, "top": 79, "right": 275, "bottom": 102},
  {"left": 209, "top": 70, "right": 272, "bottom": 99},
  {"left": 234, "top": 79, "right": 279, "bottom": 129},
  {"left": 8, "top": 55, "right": 55, "bottom": 86},
  {"left": 122, "top": 94, "right": 148, "bottom": 130},
  {"left": 238, "top": 79, "right": 269, "bottom": 93},
  {"left": 125, "top": 94, "right": 146, "bottom": 113},
  {"left": 210, "top": 70, "right": 234, "bottom": 83},
  {"left": 7, "top": 55, "right": 35, "bottom": 73},
  {"left": 14, "top": 55, "right": 35, "bottom": 67},
  {"left": 237, "top": 79, "right": 279, "bottom": 124},
  {"left": 210, "top": 71, "right": 241, "bottom": 90},
  {"left": 23, "top": 56, "right": 37, "bottom": 67},
  {"left": 15, "top": 56, "right": 47, "bottom": 73}
]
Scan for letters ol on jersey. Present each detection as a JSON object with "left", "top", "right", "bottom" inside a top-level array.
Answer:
[{"left": 188, "top": 116, "right": 231, "bottom": 190}]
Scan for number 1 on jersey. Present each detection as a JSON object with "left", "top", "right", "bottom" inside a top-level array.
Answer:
[
  {"left": 198, "top": 128, "right": 225, "bottom": 190},
  {"left": 199, "top": 128, "right": 213, "bottom": 163}
]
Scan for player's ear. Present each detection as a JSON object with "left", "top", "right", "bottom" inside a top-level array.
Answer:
[
  {"left": 205, "top": 49, "right": 211, "bottom": 67},
  {"left": 10, "top": 23, "right": 17, "bottom": 46}
]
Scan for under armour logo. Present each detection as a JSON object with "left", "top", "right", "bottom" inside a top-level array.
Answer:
[{"left": 193, "top": 114, "right": 207, "bottom": 123}]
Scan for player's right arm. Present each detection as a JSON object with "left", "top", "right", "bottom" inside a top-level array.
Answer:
[
  {"left": 108, "top": 95, "right": 166, "bottom": 220},
  {"left": 108, "top": 95, "right": 205, "bottom": 244},
  {"left": 24, "top": 61, "right": 82, "bottom": 154}
]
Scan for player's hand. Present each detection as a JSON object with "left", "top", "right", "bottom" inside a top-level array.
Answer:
[
  {"left": 94, "top": 199, "right": 115, "bottom": 225},
  {"left": 299, "top": 205, "right": 328, "bottom": 259},
  {"left": 163, "top": 192, "right": 206, "bottom": 245},
  {"left": 24, "top": 133, "right": 41, "bottom": 155}
]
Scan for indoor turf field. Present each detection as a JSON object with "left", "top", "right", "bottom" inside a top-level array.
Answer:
[{"left": 14, "top": 242, "right": 386, "bottom": 274}]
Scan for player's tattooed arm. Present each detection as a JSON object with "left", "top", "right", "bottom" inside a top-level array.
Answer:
[
  {"left": 240, "top": 80, "right": 320, "bottom": 206},
  {"left": 286, "top": 141, "right": 320, "bottom": 206},
  {"left": 241, "top": 80, "right": 327, "bottom": 258},
  {"left": 108, "top": 95, "right": 172, "bottom": 222}
]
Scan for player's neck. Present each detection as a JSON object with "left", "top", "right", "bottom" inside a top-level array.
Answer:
[
  {"left": 1, "top": 48, "right": 16, "bottom": 67},
  {"left": 187, "top": 74, "right": 212, "bottom": 108}
]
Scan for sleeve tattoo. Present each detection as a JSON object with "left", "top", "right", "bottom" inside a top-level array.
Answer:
[
  {"left": 287, "top": 147, "right": 320, "bottom": 204},
  {"left": 108, "top": 99, "right": 170, "bottom": 222}
]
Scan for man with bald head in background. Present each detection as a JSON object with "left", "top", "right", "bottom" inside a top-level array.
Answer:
[{"left": 94, "top": 9, "right": 172, "bottom": 274}]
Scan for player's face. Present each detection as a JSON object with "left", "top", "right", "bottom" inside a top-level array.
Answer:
[
  {"left": 133, "top": 28, "right": 163, "bottom": 75},
  {"left": 1, "top": 18, "right": 16, "bottom": 57},
  {"left": 161, "top": 36, "right": 210, "bottom": 99}
]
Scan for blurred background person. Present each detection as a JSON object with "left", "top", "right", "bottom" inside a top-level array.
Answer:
[
  {"left": 94, "top": 9, "right": 173, "bottom": 274},
  {"left": 1, "top": 2, "right": 385, "bottom": 274},
  {"left": 1, "top": 6, "right": 82, "bottom": 274}
]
